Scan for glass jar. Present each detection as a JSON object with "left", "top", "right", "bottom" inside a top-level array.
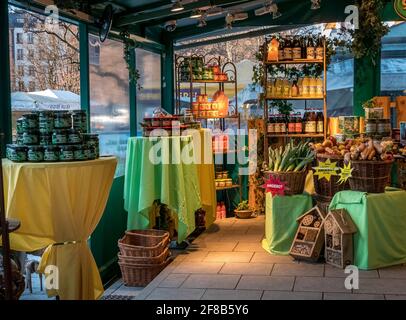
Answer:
[
  {"left": 365, "top": 119, "right": 377, "bottom": 135},
  {"left": 268, "top": 116, "right": 275, "bottom": 134},
  {"left": 22, "top": 113, "right": 39, "bottom": 130},
  {"left": 23, "top": 130, "right": 39, "bottom": 145},
  {"left": 377, "top": 119, "right": 391, "bottom": 136},
  {"left": 68, "top": 129, "right": 82, "bottom": 144},
  {"left": 54, "top": 112, "right": 72, "bottom": 129},
  {"left": 44, "top": 145, "right": 60, "bottom": 162},
  {"left": 59, "top": 145, "right": 75, "bottom": 162},
  {"left": 295, "top": 115, "right": 303, "bottom": 133},
  {"left": 72, "top": 111, "right": 87, "bottom": 133},
  {"left": 27, "top": 145, "right": 44, "bottom": 162},
  {"left": 74, "top": 145, "right": 85, "bottom": 161},
  {"left": 40, "top": 133, "right": 52, "bottom": 146},
  {"left": 52, "top": 129, "right": 68, "bottom": 145},
  {"left": 6, "top": 144, "right": 27, "bottom": 162},
  {"left": 16, "top": 134, "right": 24, "bottom": 146},
  {"left": 16, "top": 118, "right": 24, "bottom": 134},
  {"left": 39, "top": 111, "right": 54, "bottom": 134},
  {"left": 83, "top": 134, "right": 100, "bottom": 158},
  {"left": 288, "top": 116, "right": 296, "bottom": 134}
]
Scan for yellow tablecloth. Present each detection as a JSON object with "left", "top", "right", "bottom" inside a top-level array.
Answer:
[{"left": 2, "top": 157, "right": 117, "bottom": 300}]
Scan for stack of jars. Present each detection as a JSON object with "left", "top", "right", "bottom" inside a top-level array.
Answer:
[{"left": 7, "top": 110, "right": 99, "bottom": 163}]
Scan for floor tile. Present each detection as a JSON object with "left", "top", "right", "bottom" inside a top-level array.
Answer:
[
  {"left": 158, "top": 274, "right": 189, "bottom": 288},
  {"left": 356, "top": 278, "right": 406, "bottom": 295},
  {"left": 112, "top": 285, "right": 144, "bottom": 297},
  {"left": 189, "top": 242, "right": 238, "bottom": 252},
  {"left": 272, "top": 263, "right": 324, "bottom": 277},
  {"left": 385, "top": 295, "right": 406, "bottom": 300},
  {"left": 204, "top": 252, "right": 254, "bottom": 263},
  {"left": 378, "top": 265, "right": 406, "bottom": 279},
  {"left": 251, "top": 252, "right": 297, "bottom": 264},
  {"left": 201, "top": 289, "right": 263, "bottom": 300},
  {"left": 294, "top": 277, "right": 349, "bottom": 293},
  {"left": 181, "top": 274, "right": 241, "bottom": 289},
  {"left": 220, "top": 263, "right": 273, "bottom": 275},
  {"left": 262, "top": 291, "right": 322, "bottom": 300},
  {"left": 324, "top": 265, "right": 379, "bottom": 278},
  {"left": 177, "top": 251, "right": 209, "bottom": 262},
  {"left": 172, "top": 261, "right": 224, "bottom": 274},
  {"left": 237, "top": 275, "right": 294, "bottom": 291},
  {"left": 323, "top": 293, "right": 385, "bottom": 300},
  {"left": 233, "top": 242, "right": 265, "bottom": 252},
  {"left": 146, "top": 288, "right": 205, "bottom": 300}
]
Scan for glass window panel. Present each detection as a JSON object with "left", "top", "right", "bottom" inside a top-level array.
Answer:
[
  {"left": 89, "top": 35, "right": 130, "bottom": 177},
  {"left": 136, "top": 48, "right": 162, "bottom": 135},
  {"left": 9, "top": 5, "right": 80, "bottom": 141}
]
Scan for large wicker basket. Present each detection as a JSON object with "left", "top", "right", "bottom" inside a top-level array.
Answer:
[
  {"left": 118, "top": 248, "right": 170, "bottom": 265},
  {"left": 349, "top": 160, "right": 394, "bottom": 193},
  {"left": 313, "top": 154, "right": 350, "bottom": 201},
  {"left": 265, "top": 169, "right": 308, "bottom": 195},
  {"left": 118, "top": 229, "right": 170, "bottom": 258},
  {"left": 119, "top": 258, "right": 171, "bottom": 287}
]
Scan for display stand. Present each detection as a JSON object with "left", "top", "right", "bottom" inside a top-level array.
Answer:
[
  {"left": 262, "top": 39, "right": 328, "bottom": 163},
  {"left": 0, "top": 133, "right": 21, "bottom": 300}
]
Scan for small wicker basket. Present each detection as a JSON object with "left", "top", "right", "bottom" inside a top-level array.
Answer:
[
  {"left": 118, "top": 248, "right": 170, "bottom": 265},
  {"left": 119, "top": 258, "right": 171, "bottom": 287},
  {"left": 265, "top": 169, "right": 308, "bottom": 195},
  {"left": 118, "top": 229, "right": 170, "bottom": 258}
]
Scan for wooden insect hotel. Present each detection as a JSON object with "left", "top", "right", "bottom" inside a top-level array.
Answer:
[
  {"left": 324, "top": 209, "right": 357, "bottom": 268},
  {"left": 289, "top": 206, "right": 326, "bottom": 262}
]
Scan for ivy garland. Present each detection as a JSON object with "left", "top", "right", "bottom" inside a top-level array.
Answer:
[{"left": 120, "top": 31, "right": 141, "bottom": 89}]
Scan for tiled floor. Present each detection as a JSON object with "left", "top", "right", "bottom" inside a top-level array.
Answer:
[{"left": 106, "top": 216, "right": 406, "bottom": 300}]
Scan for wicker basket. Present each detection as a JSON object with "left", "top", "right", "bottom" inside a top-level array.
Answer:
[
  {"left": 349, "top": 160, "right": 393, "bottom": 193},
  {"left": 313, "top": 154, "right": 350, "bottom": 201},
  {"left": 119, "top": 258, "right": 171, "bottom": 287},
  {"left": 118, "top": 248, "right": 170, "bottom": 265},
  {"left": 118, "top": 229, "right": 170, "bottom": 258},
  {"left": 265, "top": 169, "right": 308, "bottom": 195}
]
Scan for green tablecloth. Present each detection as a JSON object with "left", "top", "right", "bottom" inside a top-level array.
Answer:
[
  {"left": 124, "top": 136, "right": 201, "bottom": 243},
  {"left": 262, "top": 193, "right": 313, "bottom": 255},
  {"left": 330, "top": 189, "right": 406, "bottom": 270}
]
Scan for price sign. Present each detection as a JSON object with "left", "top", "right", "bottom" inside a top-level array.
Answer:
[
  {"left": 312, "top": 159, "right": 340, "bottom": 182},
  {"left": 337, "top": 162, "right": 353, "bottom": 185},
  {"left": 262, "top": 176, "right": 287, "bottom": 197}
]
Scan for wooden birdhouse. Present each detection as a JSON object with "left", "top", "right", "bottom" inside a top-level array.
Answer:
[
  {"left": 289, "top": 206, "right": 326, "bottom": 262},
  {"left": 324, "top": 209, "right": 357, "bottom": 268}
]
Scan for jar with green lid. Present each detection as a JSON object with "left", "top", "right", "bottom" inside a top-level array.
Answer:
[
  {"left": 39, "top": 111, "right": 54, "bottom": 133},
  {"left": 54, "top": 112, "right": 72, "bottom": 129},
  {"left": 44, "top": 145, "right": 60, "bottom": 162},
  {"left": 6, "top": 144, "right": 27, "bottom": 162},
  {"left": 22, "top": 113, "right": 39, "bottom": 130},
  {"left": 59, "top": 145, "right": 75, "bottom": 162},
  {"left": 74, "top": 145, "right": 85, "bottom": 161},
  {"left": 68, "top": 129, "right": 82, "bottom": 144},
  {"left": 40, "top": 133, "right": 52, "bottom": 146},
  {"left": 52, "top": 129, "right": 68, "bottom": 145},
  {"left": 27, "top": 145, "right": 44, "bottom": 162},
  {"left": 23, "top": 130, "right": 39, "bottom": 145},
  {"left": 72, "top": 111, "right": 88, "bottom": 133},
  {"left": 16, "top": 118, "right": 24, "bottom": 134}
]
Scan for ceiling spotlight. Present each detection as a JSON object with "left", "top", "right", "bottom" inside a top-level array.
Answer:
[
  {"left": 190, "top": 10, "right": 202, "bottom": 19},
  {"left": 197, "top": 16, "right": 207, "bottom": 27},
  {"left": 269, "top": 3, "right": 281, "bottom": 19},
  {"left": 171, "top": 1, "right": 184, "bottom": 12},
  {"left": 310, "top": 0, "right": 321, "bottom": 10}
]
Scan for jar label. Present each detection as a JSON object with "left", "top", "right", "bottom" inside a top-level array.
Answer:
[
  {"left": 307, "top": 48, "right": 315, "bottom": 59},
  {"left": 295, "top": 123, "right": 302, "bottom": 133},
  {"left": 305, "top": 121, "right": 317, "bottom": 133},
  {"left": 316, "top": 48, "right": 324, "bottom": 60},
  {"left": 293, "top": 48, "right": 302, "bottom": 60}
]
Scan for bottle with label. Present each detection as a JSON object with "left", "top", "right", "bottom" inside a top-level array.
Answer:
[
  {"left": 280, "top": 115, "right": 287, "bottom": 134},
  {"left": 316, "top": 111, "right": 324, "bottom": 134},
  {"left": 268, "top": 37, "right": 280, "bottom": 62},
  {"left": 274, "top": 115, "right": 281, "bottom": 134},
  {"left": 283, "top": 79, "right": 291, "bottom": 97},
  {"left": 292, "top": 37, "right": 302, "bottom": 60},
  {"left": 316, "top": 37, "right": 324, "bottom": 60},
  {"left": 302, "top": 77, "right": 310, "bottom": 97},
  {"left": 305, "top": 110, "right": 317, "bottom": 134},
  {"left": 316, "top": 77, "right": 323, "bottom": 97},
  {"left": 288, "top": 115, "right": 296, "bottom": 134},
  {"left": 295, "top": 114, "right": 303, "bottom": 133},
  {"left": 278, "top": 38, "right": 285, "bottom": 61},
  {"left": 309, "top": 77, "right": 317, "bottom": 97},
  {"left": 268, "top": 116, "right": 275, "bottom": 134},
  {"left": 297, "top": 77, "right": 303, "bottom": 96},
  {"left": 283, "top": 37, "right": 293, "bottom": 61},
  {"left": 291, "top": 81, "right": 299, "bottom": 97},
  {"left": 275, "top": 79, "right": 283, "bottom": 97},
  {"left": 301, "top": 37, "right": 307, "bottom": 59},
  {"left": 306, "top": 37, "right": 315, "bottom": 60},
  {"left": 221, "top": 202, "right": 226, "bottom": 219}
]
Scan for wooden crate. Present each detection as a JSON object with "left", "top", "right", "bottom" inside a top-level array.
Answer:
[
  {"left": 289, "top": 206, "right": 326, "bottom": 262},
  {"left": 324, "top": 209, "right": 357, "bottom": 269}
]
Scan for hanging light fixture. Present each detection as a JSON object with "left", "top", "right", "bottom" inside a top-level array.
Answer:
[
  {"left": 310, "top": 0, "right": 321, "bottom": 10},
  {"left": 269, "top": 3, "right": 282, "bottom": 19},
  {"left": 171, "top": 1, "right": 184, "bottom": 12},
  {"left": 190, "top": 10, "right": 203, "bottom": 19}
]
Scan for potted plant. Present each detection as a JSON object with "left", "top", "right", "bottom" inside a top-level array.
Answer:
[{"left": 234, "top": 200, "right": 254, "bottom": 219}]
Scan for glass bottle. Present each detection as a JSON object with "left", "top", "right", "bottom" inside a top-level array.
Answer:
[
  {"left": 278, "top": 38, "right": 285, "bottom": 61},
  {"left": 293, "top": 37, "right": 302, "bottom": 60},
  {"left": 291, "top": 81, "right": 299, "bottom": 97},
  {"left": 316, "top": 37, "right": 324, "bottom": 60},
  {"left": 306, "top": 37, "right": 315, "bottom": 60},
  {"left": 288, "top": 115, "right": 296, "bottom": 134},
  {"left": 316, "top": 111, "right": 324, "bottom": 134},
  {"left": 296, "top": 114, "right": 303, "bottom": 133},
  {"left": 283, "top": 37, "right": 293, "bottom": 61},
  {"left": 301, "top": 37, "right": 307, "bottom": 59}
]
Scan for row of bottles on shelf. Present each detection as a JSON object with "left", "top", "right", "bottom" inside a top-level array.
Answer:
[
  {"left": 267, "top": 109, "right": 324, "bottom": 135},
  {"left": 267, "top": 36, "right": 325, "bottom": 62},
  {"left": 267, "top": 77, "right": 324, "bottom": 98},
  {"left": 216, "top": 202, "right": 227, "bottom": 220},
  {"left": 179, "top": 57, "right": 229, "bottom": 82}
]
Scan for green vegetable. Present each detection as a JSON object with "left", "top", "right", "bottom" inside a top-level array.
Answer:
[{"left": 268, "top": 141, "right": 315, "bottom": 173}]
